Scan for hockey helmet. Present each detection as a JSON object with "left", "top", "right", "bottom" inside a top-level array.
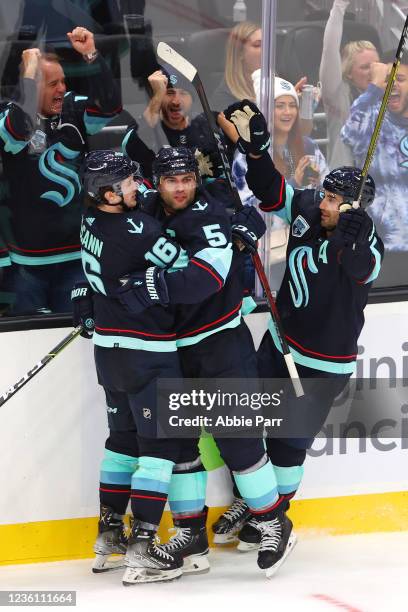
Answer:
[
  {"left": 82, "top": 150, "right": 143, "bottom": 203},
  {"left": 152, "top": 146, "right": 200, "bottom": 187},
  {"left": 323, "top": 166, "right": 375, "bottom": 208}
]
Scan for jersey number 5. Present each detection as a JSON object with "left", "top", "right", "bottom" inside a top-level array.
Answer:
[{"left": 203, "top": 224, "right": 227, "bottom": 247}]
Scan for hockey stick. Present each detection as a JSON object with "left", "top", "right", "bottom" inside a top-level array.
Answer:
[
  {"left": 0, "top": 325, "right": 83, "bottom": 407},
  {"left": 351, "top": 14, "right": 408, "bottom": 209},
  {"left": 157, "top": 42, "right": 304, "bottom": 397}
]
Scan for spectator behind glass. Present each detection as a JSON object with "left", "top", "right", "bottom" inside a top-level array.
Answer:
[
  {"left": 123, "top": 68, "right": 225, "bottom": 182},
  {"left": 1, "top": 0, "right": 125, "bottom": 100},
  {"left": 0, "top": 29, "right": 121, "bottom": 316},
  {"left": 319, "top": 0, "right": 379, "bottom": 169},
  {"left": 210, "top": 21, "right": 261, "bottom": 112},
  {"left": 252, "top": 73, "right": 328, "bottom": 190},
  {"left": 341, "top": 50, "right": 408, "bottom": 252}
]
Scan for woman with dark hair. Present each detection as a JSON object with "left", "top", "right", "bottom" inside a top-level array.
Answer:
[{"left": 233, "top": 75, "right": 328, "bottom": 207}]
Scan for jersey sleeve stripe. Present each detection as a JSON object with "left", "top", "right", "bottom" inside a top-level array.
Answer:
[
  {"left": 190, "top": 258, "right": 223, "bottom": 290},
  {"left": 259, "top": 175, "right": 285, "bottom": 211},
  {"left": 5, "top": 113, "right": 26, "bottom": 141}
]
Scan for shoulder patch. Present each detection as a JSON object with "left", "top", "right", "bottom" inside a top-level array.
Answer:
[{"left": 292, "top": 215, "right": 310, "bottom": 238}]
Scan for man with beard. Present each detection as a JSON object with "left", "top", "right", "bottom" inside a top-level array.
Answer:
[
  {"left": 214, "top": 100, "right": 384, "bottom": 575},
  {"left": 0, "top": 27, "right": 121, "bottom": 315},
  {"left": 122, "top": 68, "right": 224, "bottom": 181}
]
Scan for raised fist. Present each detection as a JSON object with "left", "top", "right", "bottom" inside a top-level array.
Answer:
[
  {"left": 21, "top": 48, "right": 41, "bottom": 79},
  {"left": 67, "top": 27, "right": 96, "bottom": 55}
]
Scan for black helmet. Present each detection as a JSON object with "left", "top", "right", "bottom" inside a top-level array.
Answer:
[
  {"left": 82, "top": 150, "right": 143, "bottom": 203},
  {"left": 323, "top": 166, "right": 375, "bottom": 208},
  {"left": 152, "top": 146, "right": 200, "bottom": 186}
]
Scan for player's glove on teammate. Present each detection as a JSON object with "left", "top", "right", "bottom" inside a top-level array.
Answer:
[
  {"left": 224, "top": 99, "right": 270, "bottom": 156},
  {"left": 231, "top": 206, "right": 266, "bottom": 253},
  {"left": 332, "top": 208, "right": 372, "bottom": 248},
  {"left": 117, "top": 267, "right": 169, "bottom": 314},
  {"left": 71, "top": 282, "right": 95, "bottom": 339}
]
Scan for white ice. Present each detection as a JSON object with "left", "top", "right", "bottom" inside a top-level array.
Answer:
[{"left": 1, "top": 532, "right": 408, "bottom": 612}]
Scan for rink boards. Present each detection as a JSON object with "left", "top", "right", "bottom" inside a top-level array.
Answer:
[{"left": 1, "top": 303, "right": 408, "bottom": 565}]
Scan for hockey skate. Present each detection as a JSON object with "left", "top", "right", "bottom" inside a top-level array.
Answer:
[
  {"left": 161, "top": 512, "right": 210, "bottom": 575},
  {"left": 92, "top": 505, "right": 128, "bottom": 573},
  {"left": 212, "top": 498, "right": 250, "bottom": 544},
  {"left": 122, "top": 521, "right": 183, "bottom": 585},
  {"left": 257, "top": 513, "right": 297, "bottom": 578},
  {"left": 237, "top": 516, "right": 262, "bottom": 552}
]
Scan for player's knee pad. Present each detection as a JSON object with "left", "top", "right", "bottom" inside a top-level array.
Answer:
[
  {"left": 137, "top": 436, "right": 183, "bottom": 464},
  {"left": 266, "top": 437, "right": 308, "bottom": 463},
  {"left": 233, "top": 453, "right": 278, "bottom": 513},
  {"left": 216, "top": 437, "right": 265, "bottom": 472},
  {"left": 168, "top": 456, "right": 207, "bottom": 516},
  {"left": 105, "top": 429, "right": 139, "bottom": 458},
  {"left": 131, "top": 455, "right": 174, "bottom": 496},
  {"left": 100, "top": 448, "right": 139, "bottom": 487},
  {"left": 176, "top": 438, "right": 201, "bottom": 465}
]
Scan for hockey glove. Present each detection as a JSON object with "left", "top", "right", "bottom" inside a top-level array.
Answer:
[
  {"left": 224, "top": 99, "right": 270, "bottom": 156},
  {"left": 231, "top": 206, "right": 266, "bottom": 254},
  {"left": 332, "top": 208, "right": 372, "bottom": 248},
  {"left": 117, "top": 267, "right": 170, "bottom": 314},
  {"left": 71, "top": 282, "right": 95, "bottom": 339}
]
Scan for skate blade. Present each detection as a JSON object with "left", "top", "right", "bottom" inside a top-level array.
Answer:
[
  {"left": 237, "top": 540, "right": 260, "bottom": 552},
  {"left": 182, "top": 553, "right": 210, "bottom": 575},
  {"left": 213, "top": 532, "right": 239, "bottom": 545},
  {"left": 92, "top": 553, "right": 125, "bottom": 573},
  {"left": 265, "top": 532, "right": 297, "bottom": 579},
  {"left": 122, "top": 566, "right": 183, "bottom": 585}
]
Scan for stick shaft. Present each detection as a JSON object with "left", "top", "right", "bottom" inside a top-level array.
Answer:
[
  {"left": 355, "top": 15, "right": 408, "bottom": 205},
  {"left": 157, "top": 44, "right": 303, "bottom": 395},
  {"left": 0, "top": 326, "right": 83, "bottom": 407}
]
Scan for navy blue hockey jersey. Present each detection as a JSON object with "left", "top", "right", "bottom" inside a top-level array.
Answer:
[
  {"left": 246, "top": 154, "right": 384, "bottom": 374},
  {"left": 81, "top": 199, "right": 232, "bottom": 351},
  {"left": 138, "top": 184, "right": 246, "bottom": 347},
  {"left": 0, "top": 56, "right": 121, "bottom": 266}
]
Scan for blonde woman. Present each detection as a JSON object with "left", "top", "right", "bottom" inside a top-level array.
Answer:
[
  {"left": 210, "top": 21, "right": 261, "bottom": 111},
  {"left": 319, "top": 0, "right": 379, "bottom": 168}
]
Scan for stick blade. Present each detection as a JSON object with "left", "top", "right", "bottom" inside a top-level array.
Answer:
[{"left": 157, "top": 42, "right": 197, "bottom": 83}]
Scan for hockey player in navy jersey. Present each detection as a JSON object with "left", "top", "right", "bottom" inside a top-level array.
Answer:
[
  {"left": 128, "top": 145, "right": 298, "bottom": 578},
  {"left": 0, "top": 28, "right": 121, "bottom": 315},
  {"left": 73, "top": 149, "right": 242, "bottom": 584},
  {"left": 215, "top": 100, "right": 384, "bottom": 570}
]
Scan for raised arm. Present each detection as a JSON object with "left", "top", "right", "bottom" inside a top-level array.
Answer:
[
  {"left": 319, "top": 0, "right": 350, "bottom": 104},
  {"left": 68, "top": 27, "right": 122, "bottom": 134}
]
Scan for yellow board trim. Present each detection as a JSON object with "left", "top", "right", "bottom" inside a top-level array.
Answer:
[{"left": 1, "top": 491, "right": 408, "bottom": 566}]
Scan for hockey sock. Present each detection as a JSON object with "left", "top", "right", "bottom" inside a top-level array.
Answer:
[
  {"left": 273, "top": 464, "right": 304, "bottom": 511},
  {"left": 130, "top": 456, "right": 174, "bottom": 527},
  {"left": 99, "top": 449, "right": 138, "bottom": 515},
  {"left": 168, "top": 457, "right": 207, "bottom": 525},
  {"left": 233, "top": 454, "right": 279, "bottom": 515}
]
